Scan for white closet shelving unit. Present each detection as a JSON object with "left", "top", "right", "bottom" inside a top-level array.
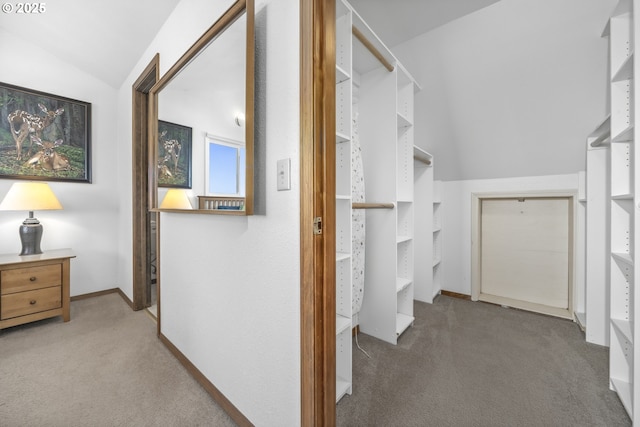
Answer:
[
  {"left": 432, "top": 180, "right": 442, "bottom": 295},
  {"left": 605, "top": 0, "right": 638, "bottom": 418},
  {"left": 334, "top": 0, "right": 421, "bottom": 357},
  {"left": 335, "top": 0, "right": 353, "bottom": 403},
  {"left": 413, "top": 147, "right": 437, "bottom": 303},
  {"left": 583, "top": 117, "right": 611, "bottom": 346},
  {"left": 334, "top": 0, "right": 421, "bottom": 402},
  {"left": 574, "top": 170, "right": 586, "bottom": 328},
  {"left": 352, "top": 15, "right": 420, "bottom": 346}
]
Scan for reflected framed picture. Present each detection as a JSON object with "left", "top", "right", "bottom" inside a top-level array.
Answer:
[
  {"left": 0, "top": 82, "right": 91, "bottom": 183},
  {"left": 205, "top": 134, "right": 246, "bottom": 197},
  {"left": 158, "top": 120, "right": 192, "bottom": 188}
]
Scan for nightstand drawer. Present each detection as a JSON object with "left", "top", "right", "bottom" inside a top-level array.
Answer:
[
  {"left": 1, "top": 264, "right": 62, "bottom": 295},
  {"left": 1, "top": 286, "right": 62, "bottom": 320}
]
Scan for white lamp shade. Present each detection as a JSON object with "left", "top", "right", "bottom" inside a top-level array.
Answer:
[
  {"left": 160, "top": 189, "right": 192, "bottom": 209},
  {"left": 0, "top": 182, "right": 63, "bottom": 211}
]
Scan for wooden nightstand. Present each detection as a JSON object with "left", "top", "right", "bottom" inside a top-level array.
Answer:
[{"left": 0, "top": 249, "right": 75, "bottom": 330}]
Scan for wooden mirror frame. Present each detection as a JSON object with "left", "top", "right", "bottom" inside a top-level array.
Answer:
[{"left": 148, "top": 0, "right": 255, "bottom": 215}]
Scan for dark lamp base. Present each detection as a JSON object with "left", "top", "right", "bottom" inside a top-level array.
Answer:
[{"left": 19, "top": 220, "right": 43, "bottom": 256}]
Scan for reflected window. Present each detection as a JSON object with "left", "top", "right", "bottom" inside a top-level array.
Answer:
[{"left": 205, "top": 134, "right": 245, "bottom": 196}]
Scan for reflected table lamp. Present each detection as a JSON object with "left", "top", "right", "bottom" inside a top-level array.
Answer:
[
  {"left": 160, "top": 189, "right": 193, "bottom": 209},
  {"left": 0, "top": 182, "right": 63, "bottom": 255}
]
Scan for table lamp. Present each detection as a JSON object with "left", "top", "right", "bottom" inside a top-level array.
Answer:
[
  {"left": 0, "top": 182, "right": 63, "bottom": 255},
  {"left": 160, "top": 189, "right": 193, "bottom": 209}
]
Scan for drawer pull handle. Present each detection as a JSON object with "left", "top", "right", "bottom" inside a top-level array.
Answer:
[
  {"left": 29, "top": 276, "right": 37, "bottom": 282},
  {"left": 29, "top": 300, "right": 36, "bottom": 305}
]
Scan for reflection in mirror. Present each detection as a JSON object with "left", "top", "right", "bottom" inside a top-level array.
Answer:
[
  {"left": 206, "top": 135, "right": 246, "bottom": 197},
  {"left": 150, "top": 0, "right": 254, "bottom": 215}
]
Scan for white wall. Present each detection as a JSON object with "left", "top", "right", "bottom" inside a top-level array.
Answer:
[
  {"left": 392, "top": 0, "right": 615, "bottom": 181},
  {"left": 116, "top": 0, "right": 301, "bottom": 424},
  {"left": 0, "top": 29, "right": 120, "bottom": 296},
  {"left": 442, "top": 174, "right": 580, "bottom": 296}
]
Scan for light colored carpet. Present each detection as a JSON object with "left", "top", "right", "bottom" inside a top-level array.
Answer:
[
  {"left": 337, "top": 295, "right": 631, "bottom": 427},
  {"left": 0, "top": 292, "right": 235, "bottom": 427},
  {"left": 1, "top": 292, "right": 630, "bottom": 427}
]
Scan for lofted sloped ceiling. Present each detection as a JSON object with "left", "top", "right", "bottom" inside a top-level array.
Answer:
[
  {"left": 348, "top": 0, "right": 502, "bottom": 48},
  {"left": 0, "top": 0, "right": 500, "bottom": 90},
  {"left": 0, "top": 0, "right": 181, "bottom": 89}
]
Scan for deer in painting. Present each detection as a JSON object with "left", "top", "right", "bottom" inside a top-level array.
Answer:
[
  {"left": 25, "top": 136, "right": 71, "bottom": 171},
  {"left": 7, "top": 103, "right": 64, "bottom": 160},
  {"left": 158, "top": 154, "right": 173, "bottom": 178},
  {"left": 159, "top": 130, "right": 182, "bottom": 174}
]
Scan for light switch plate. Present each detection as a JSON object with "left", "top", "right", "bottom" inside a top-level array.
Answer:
[{"left": 277, "top": 158, "right": 291, "bottom": 191}]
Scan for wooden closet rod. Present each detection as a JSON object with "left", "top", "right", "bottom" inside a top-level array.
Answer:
[
  {"left": 413, "top": 155, "right": 432, "bottom": 166},
  {"left": 352, "top": 26, "right": 394, "bottom": 72},
  {"left": 352, "top": 202, "right": 395, "bottom": 209}
]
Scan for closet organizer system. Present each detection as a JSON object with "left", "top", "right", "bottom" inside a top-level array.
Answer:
[
  {"left": 586, "top": 0, "right": 639, "bottom": 419},
  {"left": 334, "top": 0, "right": 438, "bottom": 403}
]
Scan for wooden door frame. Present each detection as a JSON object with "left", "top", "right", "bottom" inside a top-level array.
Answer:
[
  {"left": 300, "top": 0, "right": 336, "bottom": 424},
  {"left": 132, "top": 54, "right": 160, "bottom": 312}
]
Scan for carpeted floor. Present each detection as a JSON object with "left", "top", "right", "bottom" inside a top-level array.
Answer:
[
  {"left": 0, "top": 292, "right": 235, "bottom": 427},
  {"left": 0, "top": 292, "right": 631, "bottom": 426},
  {"left": 337, "top": 295, "right": 631, "bottom": 427}
]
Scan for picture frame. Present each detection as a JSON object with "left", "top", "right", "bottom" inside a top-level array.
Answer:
[
  {"left": 158, "top": 120, "right": 192, "bottom": 188},
  {"left": 0, "top": 82, "right": 91, "bottom": 183}
]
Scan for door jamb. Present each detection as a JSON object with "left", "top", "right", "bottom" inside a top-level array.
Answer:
[
  {"left": 300, "top": 0, "right": 336, "bottom": 424},
  {"left": 471, "top": 190, "right": 576, "bottom": 317},
  {"left": 132, "top": 54, "right": 160, "bottom": 312}
]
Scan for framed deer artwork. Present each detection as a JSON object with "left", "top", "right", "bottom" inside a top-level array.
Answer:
[
  {"left": 158, "top": 120, "right": 192, "bottom": 188},
  {"left": 0, "top": 82, "right": 91, "bottom": 183}
]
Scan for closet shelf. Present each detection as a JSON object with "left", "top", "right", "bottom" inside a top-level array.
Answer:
[
  {"left": 433, "top": 226, "right": 442, "bottom": 233},
  {"left": 611, "top": 124, "right": 634, "bottom": 143},
  {"left": 336, "top": 64, "right": 351, "bottom": 84},
  {"left": 336, "top": 252, "right": 351, "bottom": 262},
  {"left": 612, "top": 52, "right": 634, "bottom": 82},
  {"left": 336, "top": 131, "right": 350, "bottom": 144},
  {"left": 336, "top": 376, "right": 351, "bottom": 403},
  {"left": 336, "top": 315, "right": 352, "bottom": 335},
  {"left": 588, "top": 115, "right": 611, "bottom": 147},
  {"left": 612, "top": 252, "right": 633, "bottom": 266},
  {"left": 336, "top": 194, "right": 352, "bottom": 200},
  {"left": 611, "top": 377, "right": 633, "bottom": 418},
  {"left": 397, "top": 235, "right": 412, "bottom": 244},
  {"left": 397, "top": 112, "right": 412, "bottom": 128},
  {"left": 396, "top": 313, "right": 414, "bottom": 336},
  {"left": 612, "top": 193, "right": 633, "bottom": 200},
  {"left": 612, "top": 317, "right": 633, "bottom": 343},
  {"left": 590, "top": 115, "right": 612, "bottom": 137},
  {"left": 396, "top": 278, "right": 412, "bottom": 293},
  {"left": 612, "top": 0, "right": 632, "bottom": 17},
  {"left": 575, "top": 311, "right": 586, "bottom": 330}
]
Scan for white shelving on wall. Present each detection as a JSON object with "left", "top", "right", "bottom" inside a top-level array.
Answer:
[
  {"left": 335, "top": 0, "right": 352, "bottom": 404},
  {"left": 584, "top": 117, "right": 611, "bottom": 345},
  {"left": 333, "top": 0, "right": 421, "bottom": 403},
  {"left": 336, "top": 2, "right": 420, "bottom": 347},
  {"left": 413, "top": 146, "right": 436, "bottom": 303},
  {"left": 574, "top": 171, "right": 587, "bottom": 329},
  {"left": 433, "top": 180, "right": 442, "bottom": 296},
  {"left": 605, "top": 0, "right": 638, "bottom": 419}
]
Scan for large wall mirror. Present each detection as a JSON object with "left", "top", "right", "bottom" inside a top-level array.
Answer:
[{"left": 149, "top": 0, "right": 254, "bottom": 215}]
